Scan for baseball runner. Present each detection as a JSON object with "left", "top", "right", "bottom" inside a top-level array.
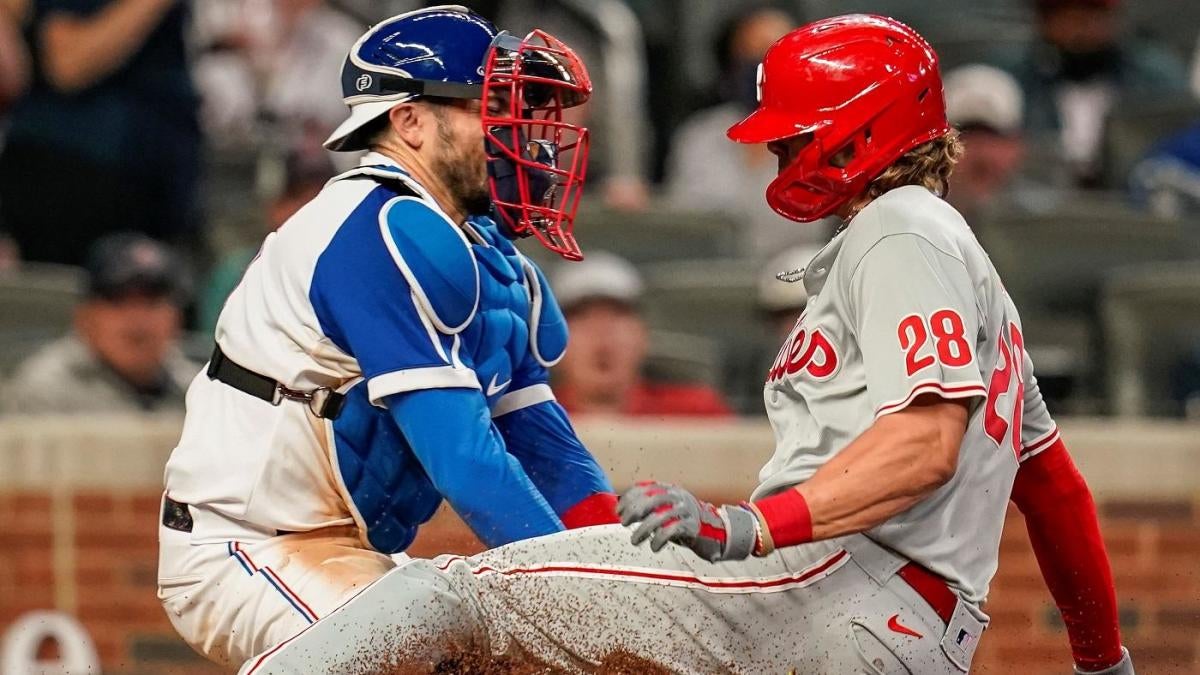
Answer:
[
  {"left": 244, "top": 15, "right": 1134, "bottom": 675},
  {"left": 156, "top": 6, "right": 619, "bottom": 668}
]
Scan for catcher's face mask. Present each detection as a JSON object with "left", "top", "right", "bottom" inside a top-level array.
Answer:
[{"left": 482, "top": 30, "right": 592, "bottom": 261}]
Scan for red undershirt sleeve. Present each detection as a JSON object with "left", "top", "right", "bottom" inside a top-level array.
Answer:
[{"left": 1009, "top": 438, "right": 1124, "bottom": 671}]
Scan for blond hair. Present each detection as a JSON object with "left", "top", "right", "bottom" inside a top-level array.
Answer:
[{"left": 846, "top": 130, "right": 963, "bottom": 216}]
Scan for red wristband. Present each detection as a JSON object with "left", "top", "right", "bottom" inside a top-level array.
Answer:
[{"left": 751, "top": 488, "right": 813, "bottom": 550}]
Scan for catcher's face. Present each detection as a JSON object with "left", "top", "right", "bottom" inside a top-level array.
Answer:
[{"left": 426, "top": 93, "right": 510, "bottom": 217}]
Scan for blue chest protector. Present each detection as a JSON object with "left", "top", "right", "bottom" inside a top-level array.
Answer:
[{"left": 315, "top": 167, "right": 584, "bottom": 553}]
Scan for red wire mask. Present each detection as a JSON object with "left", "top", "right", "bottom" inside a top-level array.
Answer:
[{"left": 482, "top": 30, "right": 592, "bottom": 261}]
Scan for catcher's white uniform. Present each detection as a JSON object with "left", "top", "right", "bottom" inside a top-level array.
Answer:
[{"left": 245, "top": 186, "right": 1060, "bottom": 674}]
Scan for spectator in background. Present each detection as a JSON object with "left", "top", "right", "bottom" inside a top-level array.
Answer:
[
  {"left": 197, "top": 147, "right": 335, "bottom": 334},
  {"left": 0, "top": 0, "right": 32, "bottom": 264},
  {"left": 0, "top": 0, "right": 29, "bottom": 110},
  {"left": 192, "top": 0, "right": 362, "bottom": 154},
  {"left": 943, "top": 64, "right": 1030, "bottom": 221},
  {"left": 0, "top": 0, "right": 201, "bottom": 266},
  {"left": 551, "top": 251, "right": 732, "bottom": 418},
  {"left": 1129, "top": 122, "right": 1200, "bottom": 218},
  {"left": 996, "top": 0, "right": 1191, "bottom": 186},
  {"left": 1, "top": 233, "right": 194, "bottom": 414},
  {"left": 665, "top": 5, "right": 830, "bottom": 259}
]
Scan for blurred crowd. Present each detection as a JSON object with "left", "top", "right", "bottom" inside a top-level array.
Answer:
[{"left": 0, "top": 0, "right": 1198, "bottom": 419}]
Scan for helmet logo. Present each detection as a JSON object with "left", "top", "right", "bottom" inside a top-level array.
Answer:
[
  {"left": 756, "top": 63, "right": 765, "bottom": 103},
  {"left": 356, "top": 74, "right": 373, "bottom": 92}
]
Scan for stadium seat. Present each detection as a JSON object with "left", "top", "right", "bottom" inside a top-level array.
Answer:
[
  {"left": 571, "top": 203, "right": 739, "bottom": 265},
  {"left": 640, "top": 258, "right": 762, "bottom": 405},
  {"left": 640, "top": 258, "right": 758, "bottom": 346},
  {"left": 1102, "top": 262, "right": 1200, "bottom": 417},
  {"left": 977, "top": 198, "right": 1197, "bottom": 410},
  {"left": 0, "top": 264, "right": 84, "bottom": 375},
  {"left": 977, "top": 197, "right": 1197, "bottom": 313},
  {"left": 644, "top": 330, "right": 723, "bottom": 387},
  {"left": 1102, "top": 97, "right": 1200, "bottom": 189}
]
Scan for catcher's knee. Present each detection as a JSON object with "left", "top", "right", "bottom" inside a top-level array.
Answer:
[{"left": 239, "top": 561, "right": 479, "bottom": 675}]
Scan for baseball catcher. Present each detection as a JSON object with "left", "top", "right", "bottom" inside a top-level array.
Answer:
[{"left": 157, "top": 6, "right": 618, "bottom": 668}]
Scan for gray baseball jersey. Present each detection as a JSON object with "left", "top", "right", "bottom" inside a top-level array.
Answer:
[{"left": 752, "top": 185, "right": 1060, "bottom": 604}]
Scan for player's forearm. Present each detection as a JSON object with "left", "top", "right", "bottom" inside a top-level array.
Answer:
[
  {"left": 800, "top": 417, "right": 955, "bottom": 538},
  {"left": 1011, "top": 439, "right": 1124, "bottom": 671},
  {"left": 387, "top": 389, "right": 564, "bottom": 547},
  {"left": 448, "top": 451, "right": 566, "bottom": 547},
  {"left": 494, "top": 399, "right": 619, "bottom": 527},
  {"left": 752, "top": 398, "right": 967, "bottom": 547},
  {"left": 41, "top": 0, "right": 176, "bottom": 92}
]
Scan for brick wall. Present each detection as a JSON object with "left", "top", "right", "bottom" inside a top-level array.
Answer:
[{"left": 1, "top": 490, "right": 1197, "bottom": 674}]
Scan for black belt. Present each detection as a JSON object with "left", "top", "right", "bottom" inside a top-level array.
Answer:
[{"left": 207, "top": 346, "right": 346, "bottom": 420}]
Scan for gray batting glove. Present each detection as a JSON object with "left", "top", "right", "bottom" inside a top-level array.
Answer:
[
  {"left": 1075, "top": 648, "right": 1134, "bottom": 675},
  {"left": 617, "top": 481, "right": 758, "bottom": 562}
]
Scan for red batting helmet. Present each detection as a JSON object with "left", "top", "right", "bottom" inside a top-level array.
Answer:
[{"left": 727, "top": 14, "right": 950, "bottom": 222}]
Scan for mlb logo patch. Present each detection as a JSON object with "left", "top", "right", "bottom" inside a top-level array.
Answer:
[{"left": 955, "top": 628, "right": 976, "bottom": 647}]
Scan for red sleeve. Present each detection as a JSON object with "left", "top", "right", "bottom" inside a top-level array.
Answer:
[
  {"left": 560, "top": 492, "right": 619, "bottom": 528},
  {"left": 1010, "top": 438, "right": 1123, "bottom": 671}
]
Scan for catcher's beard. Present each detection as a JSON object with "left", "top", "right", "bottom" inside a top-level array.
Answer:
[{"left": 432, "top": 112, "right": 492, "bottom": 217}]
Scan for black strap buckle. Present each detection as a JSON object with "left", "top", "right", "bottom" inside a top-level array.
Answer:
[
  {"left": 274, "top": 384, "right": 346, "bottom": 420},
  {"left": 208, "top": 346, "right": 346, "bottom": 420}
]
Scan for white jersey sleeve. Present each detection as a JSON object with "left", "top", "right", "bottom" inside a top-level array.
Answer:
[
  {"left": 847, "top": 233, "right": 988, "bottom": 418},
  {"left": 1016, "top": 347, "right": 1061, "bottom": 463}
]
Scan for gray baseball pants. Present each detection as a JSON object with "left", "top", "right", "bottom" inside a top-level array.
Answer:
[{"left": 240, "top": 525, "right": 986, "bottom": 674}]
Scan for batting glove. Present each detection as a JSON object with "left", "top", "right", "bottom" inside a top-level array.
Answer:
[
  {"left": 1075, "top": 648, "right": 1135, "bottom": 675},
  {"left": 617, "top": 481, "right": 758, "bottom": 562}
]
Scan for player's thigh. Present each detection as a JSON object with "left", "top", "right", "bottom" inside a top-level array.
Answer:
[
  {"left": 237, "top": 558, "right": 484, "bottom": 675},
  {"left": 257, "top": 527, "right": 398, "bottom": 613},
  {"left": 160, "top": 528, "right": 396, "bottom": 667},
  {"left": 795, "top": 595, "right": 942, "bottom": 674},
  {"left": 159, "top": 541, "right": 312, "bottom": 667},
  {"left": 795, "top": 567, "right": 966, "bottom": 675},
  {"left": 435, "top": 524, "right": 862, "bottom": 672}
]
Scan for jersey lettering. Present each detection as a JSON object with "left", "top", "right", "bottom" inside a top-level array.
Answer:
[
  {"left": 768, "top": 323, "right": 839, "bottom": 383},
  {"left": 898, "top": 315, "right": 935, "bottom": 376},
  {"left": 931, "top": 309, "right": 972, "bottom": 366},
  {"left": 984, "top": 322, "right": 1026, "bottom": 457},
  {"left": 898, "top": 309, "right": 972, "bottom": 376}
]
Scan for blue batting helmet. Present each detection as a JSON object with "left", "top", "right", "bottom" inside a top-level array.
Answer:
[{"left": 324, "top": 5, "right": 499, "bottom": 152}]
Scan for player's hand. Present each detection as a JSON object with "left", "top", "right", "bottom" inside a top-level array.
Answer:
[
  {"left": 1075, "top": 648, "right": 1134, "bottom": 675},
  {"left": 617, "top": 481, "right": 758, "bottom": 562}
]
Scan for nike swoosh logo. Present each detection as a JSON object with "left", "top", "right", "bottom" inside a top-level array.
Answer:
[
  {"left": 887, "top": 614, "right": 923, "bottom": 639},
  {"left": 486, "top": 374, "right": 511, "bottom": 397}
]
